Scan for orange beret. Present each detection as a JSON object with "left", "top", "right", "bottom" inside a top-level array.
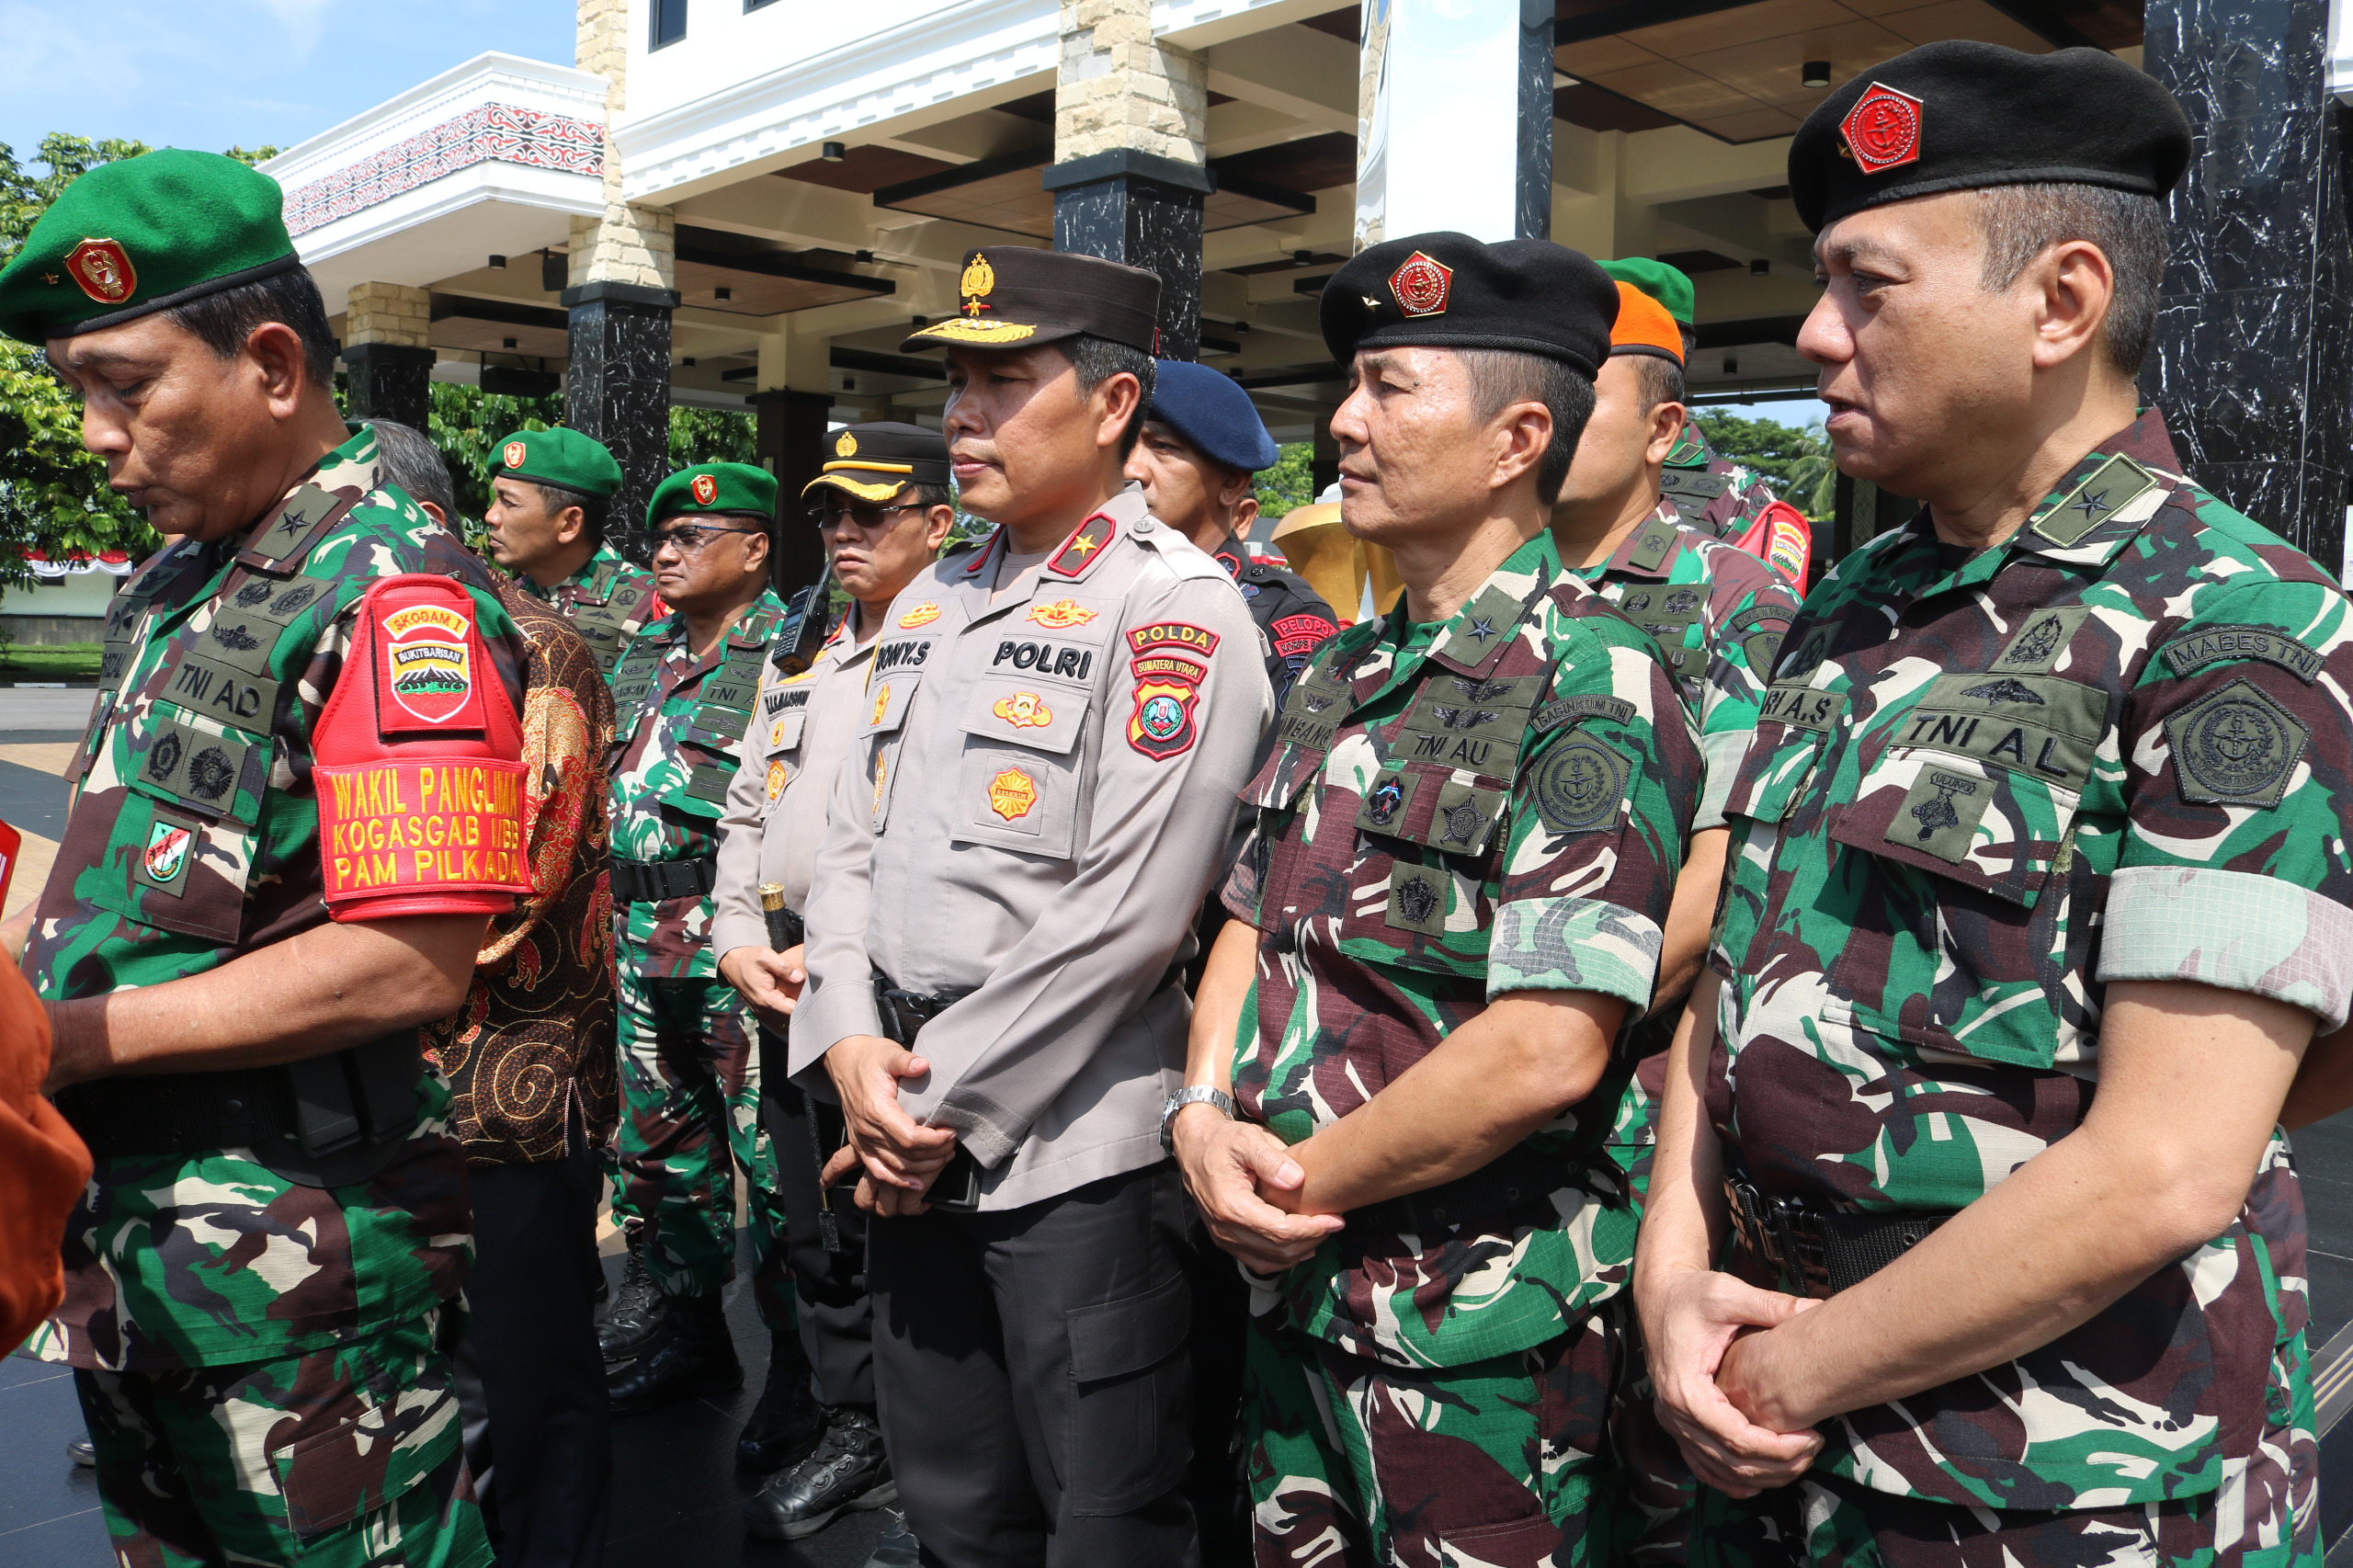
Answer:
[{"left": 1609, "top": 281, "right": 1683, "bottom": 366}]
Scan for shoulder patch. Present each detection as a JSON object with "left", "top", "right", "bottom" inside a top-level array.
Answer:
[
  {"left": 2029, "top": 455, "right": 2158, "bottom": 548},
  {"left": 2165, "top": 678, "right": 2309, "bottom": 808},
  {"left": 1127, "top": 626, "right": 1212, "bottom": 762},
  {"left": 1048, "top": 514, "right": 1117, "bottom": 576},
  {"left": 1269, "top": 611, "right": 1337, "bottom": 661},
  {"left": 1531, "top": 733, "right": 1630, "bottom": 835},
  {"left": 2158, "top": 624, "right": 2324, "bottom": 685}
]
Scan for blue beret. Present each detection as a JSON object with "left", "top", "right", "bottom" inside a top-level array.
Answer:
[{"left": 1146, "top": 360, "right": 1279, "bottom": 473}]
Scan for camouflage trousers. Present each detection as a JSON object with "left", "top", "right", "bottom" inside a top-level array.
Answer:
[
  {"left": 1242, "top": 1298, "right": 1624, "bottom": 1567},
  {"left": 74, "top": 1306, "right": 491, "bottom": 1568},
  {"left": 612, "top": 963, "right": 793, "bottom": 1331},
  {"left": 1691, "top": 1332, "right": 2319, "bottom": 1568}
]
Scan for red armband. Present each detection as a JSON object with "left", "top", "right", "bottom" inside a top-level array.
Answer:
[
  {"left": 1728, "top": 499, "right": 1812, "bottom": 588},
  {"left": 314, "top": 574, "right": 529, "bottom": 921}
]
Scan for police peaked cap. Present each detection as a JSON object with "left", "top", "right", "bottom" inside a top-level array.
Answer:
[
  {"left": 802, "top": 422, "right": 951, "bottom": 506},
  {"left": 1146, "top": 360, "right": 1279, "bottom": 473},
  {"left": 1320, "top": 233, "right": 1619, "bottom": 379},
  {"left": 904, "top": 246, "right": 1162, "bottom": 355},
  {"left": 1790, "top": 41, "right": 2191, "bottom": 233}
]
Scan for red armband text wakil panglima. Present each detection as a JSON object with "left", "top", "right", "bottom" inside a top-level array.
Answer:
[{"left": 313, "top": 574, "right": 529, "bottom": 920}]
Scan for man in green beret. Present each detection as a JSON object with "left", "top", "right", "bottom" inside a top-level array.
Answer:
[
  {"left": 0, "top": 148, "right": 518, "bottom": 1566},
  {"left": 1601, "top": 257, "right": 1809, "bottom": 586},
  {"left": 1638, "top": 40, "right": 2332, "bottom": 1568},
  {"left": 483, "top": 426, "right": 660, "bottom": 680},
  {"left": 601, "top": 462, "right": 812, "bottom": 1455}
]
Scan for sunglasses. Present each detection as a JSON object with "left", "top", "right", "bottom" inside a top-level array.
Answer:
[
  {"left": 631, "top": 523, "right": 767, "bottom": 555},
  {"left": 808, "top": 501, "right": 927, "bottom": 530}
]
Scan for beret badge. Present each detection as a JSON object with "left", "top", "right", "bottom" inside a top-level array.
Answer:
[
  {"left": 65, "top": 239, "right": 136, "bottom": 305},
  {"left": 835, "top": 430, "right": 858, "bottom": 457},
  {"left": 959, "top": 251, "right": 995, "bottom": 316},
  {"left": 502, "top": 439, "right": 527, "bottom": 470},
  {"left": 691, "top": 473, "right": 719, "bottom": 505},
  {"left": 1841, "top": 82, "right": 1924, "bottom": 176},
  {"left": 1388, "top": 252, "right": 1452, "bottom": 318}
]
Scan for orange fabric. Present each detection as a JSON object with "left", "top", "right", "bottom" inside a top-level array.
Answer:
[
  {"left": 1608, "top": 280, "right": 1684, "bottom": 365},
  {"left": 0, "top": 961, "right": 91, "bottom": 1352}
]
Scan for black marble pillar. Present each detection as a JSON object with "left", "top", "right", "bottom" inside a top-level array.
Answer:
[
  {"left": 1045, "top": 149, "right": 1207, "bottom": 360},
  {"left": 341, "top": 342, "right": 436, "bottom": 432},
  {"left": 1514, "top": 0, "right": 1554, "bottom": 241},
  {"left": 754, "top": 388, "right": 834, "bottom": 597},
  {"left": 2144, "top": 0, "right": 2352, "bottom": 568},
  {"left": 561, "top": 280, "right": 678, "bottom": 537}
]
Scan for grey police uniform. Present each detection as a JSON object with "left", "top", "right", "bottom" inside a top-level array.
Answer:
[{"left": 795, "top": 483, "right": 1269, "bottom": 1563}]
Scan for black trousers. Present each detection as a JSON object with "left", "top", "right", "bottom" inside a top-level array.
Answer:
[
  {"left": 453, "top": 1132, "right": 611, "bottom": 1568},
  {"left": 763, "top": 1070, "right": 876, "bottom": 1407},
  {"left": 868, "top": 1161, "right": 1198, "bottom": 1568}
]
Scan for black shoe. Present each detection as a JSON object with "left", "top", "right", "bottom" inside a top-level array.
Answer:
[
  {"left": 597, "top": 1232, "right": 668, "bottom": 1364},
  {"left": 607, "top": 1295, "right": 742, "bottom": 1415},
  {"left": 742, "top": 1405, "right": 896, "bottom": 1542},
  {"left": 865, "top": 1507, "right": 920, "bottom": 1568},
  {"left": 66, "top": 1435, "right": 95, "bottom": 1469},
  {"left": 736, "top": 1334, "right": 824, "bottom": 1472}
]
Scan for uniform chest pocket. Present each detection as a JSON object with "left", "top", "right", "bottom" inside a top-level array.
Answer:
[
  {"left": 960, "top": 675, "right": 1089, "bottom": 756},
  {"left": 1324, "top": 796, "right": 1490, "bottom": 978},
  {"left": 952, "top": 743, "right": 1081, "bottom": 859},
  {"left": 762, "top": 708, "right": 809, "bottom": 759},
  {"left": 1722, "top": 684, "right": 1846, "bottom": 824},
  {"left": 88, "top": 705, "right": 274, "bottom": 944}
]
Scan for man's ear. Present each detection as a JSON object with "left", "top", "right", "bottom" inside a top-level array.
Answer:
[
  {"left": 552, "top": 506, "right": 588, "bottom": 547},
  {"left": 419, "top": 501, "right": 449, "bottom": 527},
  {"left": 1090, "top": 372, "right": 1144, "bottom": 453},
  {"left": 743, "top": 528, "right": 772, "bottom": 575},
  {"left": 1646, "top": 400, "right": 1688, "bottom": 465},
  {"left": 1488, "top": 398, "right": 1554, "bottom": 494},
  {"left": 244, "top": 322, "right": 313, "bottom": 420},
  {"left": 925, "top": 505, "right": 957, "bottom": 551}
]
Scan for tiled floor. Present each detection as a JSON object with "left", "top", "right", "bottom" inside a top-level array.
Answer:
[{"left": 1, "top": 1246, "right": 890, "bottom": 1568}]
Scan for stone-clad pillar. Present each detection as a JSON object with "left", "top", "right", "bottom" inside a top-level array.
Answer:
[
  {"left": 1048, "top": 0, "right": 1209, "bottom": 359},
  {"left": 1355, "top": 0, "right": 1554, "bottom": 247},
  {"left": 2143, "top": 0, "right": 2352, "bottom": 566},
  {"left": 566, "top": 0, "right": 678, "bottom": 532},
  {"left": 753, "top": 390, "right": 834, "bottom": 597},
  {"left": 342, "top": 281, "right": 436, "bottom": 432}
]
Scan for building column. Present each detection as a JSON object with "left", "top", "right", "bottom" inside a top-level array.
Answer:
[
  {"left": 1355, "top": 0, "right": 1553, "bottom": 246},
  {"left": 753, "top": 391, "right": 834, "bottom": 597},
  {"left": 342, "top": 282, "right": 436, "bottom": 431},
  {"left": 1048, "top": 0, "right": 1209, "bottom": 358},
  {"left": 2144, "top": 0, "right": 2351, "bottom": 565},
  {"left": 567, "top": 0, "right": 678, "bottom": 534}
]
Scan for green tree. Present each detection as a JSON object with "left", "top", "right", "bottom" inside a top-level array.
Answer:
[
  {"left": 668, "top": 404, "right": 756, "bottom": 469},
  {"left": 1253, "top": 441, "right": 1315, "bottom": 519},
  {"left": 425, "top": 381, "right": 566, "bottom": 522},
  {"left": 1690, "top": 409, "right": 1839, "bottom": 521}
]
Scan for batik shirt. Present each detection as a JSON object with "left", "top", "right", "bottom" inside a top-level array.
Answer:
[
  {"left": 523, "top": 540, "right": 658, "bottom": 680},
  {"left": 26, "top": 426, "right": 527, "bottom": 1371},
  {"left": 608, "top": 589, "right": 787, "bottom": 978},
  {"left": 1710, "top": 411, "right": 2347, "bottom": 1509},
  {"left": 424, "top": 576, "right": 620, "bottom": 1166},
  {"left": 1223, "top": 529, "right": 1699, "bottom": 1369}
]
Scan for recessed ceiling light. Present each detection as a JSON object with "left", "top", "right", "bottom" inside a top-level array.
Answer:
[{"left": 1802, "top": 61, "right": 1831, "bottom": 88}]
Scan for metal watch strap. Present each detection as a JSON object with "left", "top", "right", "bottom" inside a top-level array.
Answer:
[{"left": 1160, "top": 1085, "right": 1236, "bottom": 1153}]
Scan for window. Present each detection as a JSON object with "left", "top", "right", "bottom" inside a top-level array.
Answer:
[{"left": 651, "top": 0, "right": 687, "bottom": 49}]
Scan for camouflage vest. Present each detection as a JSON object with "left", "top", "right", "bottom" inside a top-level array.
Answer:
[
  {"left": 563, "top": 558, "right": 654, "bottom": 676},
  {"left": 609, "top": 600, "right": 782, "bottom": 815},
  {"left": 53, "top": 483, "right": 367, "bottom": 951}
]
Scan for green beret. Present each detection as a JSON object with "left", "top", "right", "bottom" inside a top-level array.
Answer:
[
  {"left": 649, "top": 462, "right": 779, "bottom": 527},
  {"left": 0, "top": 149, "right": 301, "bottom": 347},
  {"left": 1599, "top": 258, "right": 1695, "bottom": 327},
  {"left": 492, "top": 427, "right": 622, "bottom": 498}
]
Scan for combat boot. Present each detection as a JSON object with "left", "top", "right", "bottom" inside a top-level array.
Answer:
[
  {"left": 742, "top": 1404, "right": 896, "bottom": 1541},
  {"left": 607, "top": 1294, "right": 742, "bottom": 1415},
  {"left": 737, "top": 1329, "right": 824, "bottom": 1472},
  {"left": 597, "top": 1229, "right": 668, "bottom": 1364}
]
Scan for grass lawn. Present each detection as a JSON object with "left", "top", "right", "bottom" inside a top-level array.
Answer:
[{"left": 0, "top": 642, "right": 101, "bottom": 680}]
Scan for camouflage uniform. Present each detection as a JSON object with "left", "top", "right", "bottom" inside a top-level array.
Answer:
[
  {"left": 1706, "top": 412, "right": 2333, "bottom": 1565},
  {"left": 1222, "top": 529, "right": 1699, "bottom": 1567},
  {"left": 26, "top": 427, "right": 517, "bottom": 1567},
  {"left": 523, "top": 540, "right": 659, "bottom": 681},
  {"left": 1569, "top": 509, "right": 1798, "bottom": 1567},
  {"left": 607, "top": 589, "right": 794, "bottom": 1328},
  {"left": 1661, "top": 422, "right": 1780, "bottom": 548}
]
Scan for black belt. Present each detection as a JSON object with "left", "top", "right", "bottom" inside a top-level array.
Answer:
[
  {"left": 1725, "top": 1173, "right": 1947, "bottom": 1298},
  {"left": 55, "top": 1035, "right": 427, "bottom": 1188},
  {"left": 870, "top": 972, "right": 978, "bottom": 1048},
  {"left": 1347, "top": 1143, "right": 1602, "bottom": 1236},
  {"left": 610, "top": 855, "right": 718, "bottom": 903}
]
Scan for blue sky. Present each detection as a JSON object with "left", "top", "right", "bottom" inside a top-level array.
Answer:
[
  {"left": 0, "top": 0, "right": 576, "bottom": 163},
  {"left": 1712, "top": 395, "right": 1824, "bottom": 430}
]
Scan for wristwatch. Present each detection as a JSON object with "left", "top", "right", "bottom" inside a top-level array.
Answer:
[{"left": 1160, "top": 1085, "right": 1235, "bottom": 1154}]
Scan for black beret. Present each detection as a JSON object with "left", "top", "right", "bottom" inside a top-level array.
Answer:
[
  {"left": 1147, "top": 360, "right": 1279, "bottom": 472},
  {"left": 1320, "top": 233, "right": 1618, "bottom": 379},
  {"left": 1790, "top": 41, "right": 2191, "bottom": 233},
  {"left": 801, "top": 421, "right": 950, "bottom": 507},
  {"left": 904, "top": 246, "right": 1161, "bottom": 355}
]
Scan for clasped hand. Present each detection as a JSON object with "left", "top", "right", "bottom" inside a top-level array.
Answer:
[
  {"left": 820, "top": 1032, "right": 958, "bottom": 1217},
  {"left": 718, "top": 943, "right": 804, "bottom": 1030},
  {"left": 1169, "top": 1104, "right": 1344, "bottom": 1274},
  {"left": 1640, "top": 1264, "right": 1824, "bottom": 1495}
]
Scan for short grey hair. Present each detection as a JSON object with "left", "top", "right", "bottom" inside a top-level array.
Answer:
[
  {"left": 364, "top": 421, "right": 459, "bottom": 521},
  {"left": 1454, "top": 348, "right": 1596, "bottom": 506},
  {"left": 1976, "top": 183, "right": 2168, "bottom": 377}
]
